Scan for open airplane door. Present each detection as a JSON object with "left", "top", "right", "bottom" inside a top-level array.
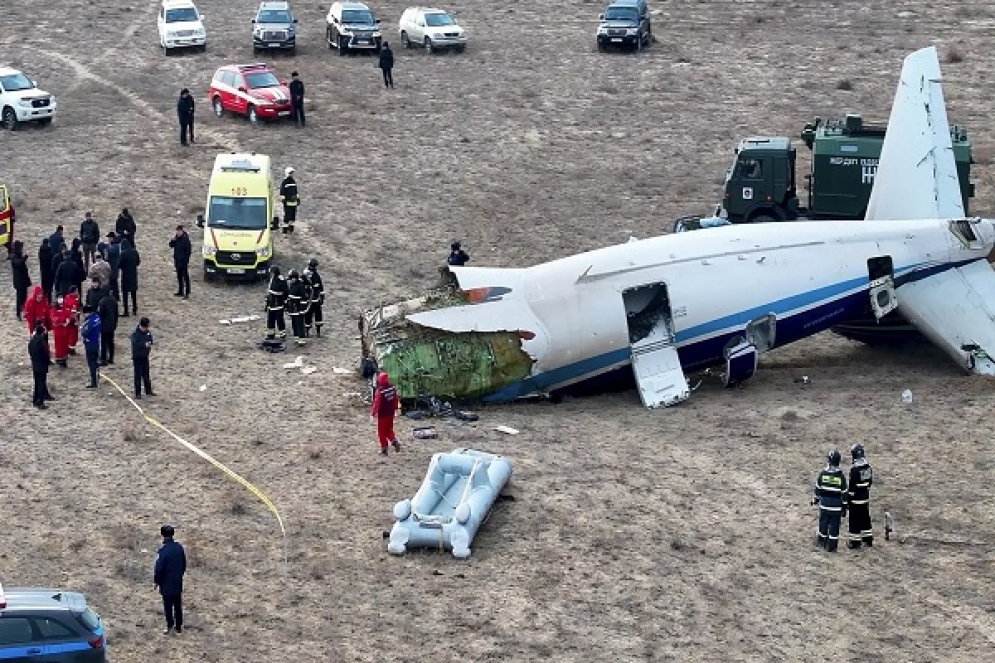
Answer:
[
  {"left": 869, "top": 276, "right": 898, "bottom": 320},
  {"left": 623, "top": 283, "right": 690, "bottom": 408},
  {"left": 630, "top": 338, "right": 690, "bottom": 408}
]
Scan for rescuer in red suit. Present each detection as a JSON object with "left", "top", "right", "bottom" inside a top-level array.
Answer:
[{"left": 370, "top": 372, "right": 402, "bottom": 457}]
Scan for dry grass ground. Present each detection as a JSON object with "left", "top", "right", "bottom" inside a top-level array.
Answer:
[{"left": 2, "top": 0, "right": 995, "bottom": 661}]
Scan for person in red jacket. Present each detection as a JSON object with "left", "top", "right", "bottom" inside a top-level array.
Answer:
[
  {"left": 370, "top": 372, "right": 402, "bottom": 457},
  {"left": 50, "top": 295, "right": 74, "bottom": 367},
  {"left": 23, "top": 285, "right": 52, "bottom": 336},
  {"left": 64, "top": 287, "right": 81, "bottom": 354}
]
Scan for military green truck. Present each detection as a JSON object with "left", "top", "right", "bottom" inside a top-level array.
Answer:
[{"left": 717, "top": 114, "right": 975, "bottom": 223}]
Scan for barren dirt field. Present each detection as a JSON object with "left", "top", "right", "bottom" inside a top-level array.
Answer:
[{"left": 3, "top": 0, "right": 995, "bottom": 660}]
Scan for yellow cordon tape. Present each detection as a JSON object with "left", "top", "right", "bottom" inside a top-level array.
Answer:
[{"left": 99, "top": 372, "right": 287, "bottom": 561}]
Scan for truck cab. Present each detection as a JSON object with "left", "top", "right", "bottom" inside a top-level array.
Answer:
[
  {"left": 718, "top": 114, "right": 975, "bottom": 224},
  {"left": 197, "top": 153, "right": 276, "bottom": 281}
]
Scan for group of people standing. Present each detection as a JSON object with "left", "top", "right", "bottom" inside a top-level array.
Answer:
[
  {"left": 813, "top": 444, "right": 875, "bottom": 552},
  {"left": 264, "top": 259, "right": 325, "bottom": 346},
  {"left": 13, "top": 209, "right": 158, "bottom": 408}
]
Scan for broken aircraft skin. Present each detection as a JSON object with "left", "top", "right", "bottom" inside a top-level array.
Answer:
[
  {"left": 359, "top": 46, "right": 995, "bottom": 408},
  {"left": 359, "top": 279, "right": 536, "bottom": 401}
]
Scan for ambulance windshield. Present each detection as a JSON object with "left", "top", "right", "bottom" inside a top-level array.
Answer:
[{"left": 208, "top": 196, "right": 268, "bottom": 229}]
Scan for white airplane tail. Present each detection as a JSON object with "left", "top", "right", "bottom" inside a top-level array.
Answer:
[{"left": 865, "top": 46, "right": 965, "bottom": 221}]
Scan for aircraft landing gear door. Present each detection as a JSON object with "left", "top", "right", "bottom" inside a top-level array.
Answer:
[
  {"left": 868, "top": 256, "right": 898, "bottom": 320},
  {"left": 623, "top": 283, "right": 690, "bottom": 409}
]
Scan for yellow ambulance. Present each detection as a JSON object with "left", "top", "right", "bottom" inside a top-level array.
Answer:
[{"left": 197, "top": 153, "right": 276, "bottom": 281}]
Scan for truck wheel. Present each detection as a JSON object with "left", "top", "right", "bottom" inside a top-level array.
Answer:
[
  {"left": 248, "top": 106, "right": 259, "bottom": 125},
  {"left": 2, "top": 107, "right": 18, "bottom": 131},
  {"left": 401, "top": 31, "right": 411, "bottom": 49},
  {"left": 213, "top": 96, "right": 224, "bottom": 118},
  {"left": 424, "top": 37, "right": 434, "bottom": 54},
  {"left": 327, "top": 28, "right": 334, "bottom": 49},
  {"left": 338, "top": 36, "right": 348, "bottom": 55}
]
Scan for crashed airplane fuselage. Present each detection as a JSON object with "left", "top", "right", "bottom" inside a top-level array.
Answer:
[{"left": 359, "top": 46, "right": 995, "bottom": 407}]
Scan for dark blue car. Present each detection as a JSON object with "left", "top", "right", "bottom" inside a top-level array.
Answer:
[{"left": 0, "top": 584, "right": 106, "bottom": 662}]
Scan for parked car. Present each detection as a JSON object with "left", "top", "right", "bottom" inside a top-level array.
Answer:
[
  {"left": 157, "top": 0, "right": 207, "bottom": 54},
  {"left": 398, "top": 7, "right": 466, "bottom": 53},
  {"left": 0, "top": 66, "right": 57, "bottom": 131},
  {"left": 596, "top": 0, "right": 651, "bottom": 52},
  {"left": 252, "top": 1, "right": 298, "bottom": 53},
  {"left": 326, "top": 1, "right": 383, "bottom": 55},
  {"left": 208, "top": 63, "right": 293, "bottom": 125},
  {"left": 0, "top": 583, "right": 107, "bottom": 662}
]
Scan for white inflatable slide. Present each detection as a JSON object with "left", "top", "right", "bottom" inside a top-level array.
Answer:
[{"left": 388, "top": 448, "right": 513, "bottom": 559}]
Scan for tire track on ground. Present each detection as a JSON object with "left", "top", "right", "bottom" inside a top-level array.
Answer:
[
  {"left": 31, "top": 46, "right": 241, "bottom": 152},
  {"left": 65, "top": 2, "right": 156, "bottom": 94}
]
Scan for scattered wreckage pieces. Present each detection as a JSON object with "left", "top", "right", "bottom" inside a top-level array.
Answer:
[
  {"left": 494, "top": 425, "right": 519, "bottom": 435},
  {"left": 220, "top": 314, "right": 262, "bottom": 325}
]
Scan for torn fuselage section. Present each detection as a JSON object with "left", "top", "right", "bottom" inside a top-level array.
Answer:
[{"left": 359, "top": 284, "right": 535, "bottom": 401}]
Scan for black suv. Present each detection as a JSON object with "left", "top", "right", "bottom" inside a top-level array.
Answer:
[
  {"left": 0, "top": 585, "right": 107, "bottom": 662},
  {"left": 596, "top": 0, "right": 652, "bottom": 51}
]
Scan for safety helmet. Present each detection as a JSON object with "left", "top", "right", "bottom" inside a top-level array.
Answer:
[
  {"left": 270, "top": 265, "right": 281, "bottom": 275},
  {"left": 288, "top": 269, "right": 299, "bottom": 279},
  {"left": 827, "top": 450, "right": 842, "bottom": 466},
  {"left": 285, "top": 166, "right": 295, "bottom": 177},
  {"left": 307, "top": 258, "right": 319, "bottom": 269},
  {"left": 851, "top": 443, "right": 865, "bottom": 460}
]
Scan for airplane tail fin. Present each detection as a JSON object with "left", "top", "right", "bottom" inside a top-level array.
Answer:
[{"left": 864, "top": 46, "right": 964, "bottom": 221}]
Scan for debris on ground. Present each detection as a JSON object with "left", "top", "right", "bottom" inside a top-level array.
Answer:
[
  {"left": 413, "top": 426, "right": 438, "bottom": 439},
  {"left": 494, "top": 425, "right": 519, "bottom": 435},
  {"left": 283, "top": 356, "right": 305, "bottom": 369},
  {"left": 256, "top": 339, "right": 286, "bottom": 353},
  {"left": 301, "top": 366, "right": 317, "bottom": 375},
  {"left": 220, "top": 314, "right": 261, "bottom": 325},
  {"left": 333, "top": 367, "right": 354, "bottom": 375}
]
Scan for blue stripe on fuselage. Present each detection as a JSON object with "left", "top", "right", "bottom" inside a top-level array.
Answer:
[{"left": 481, "top": 259, "right": 978, "bottom": 402}]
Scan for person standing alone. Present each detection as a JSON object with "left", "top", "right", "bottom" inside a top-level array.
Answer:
[
  {"left": 846, "top": 443, "right": 874, "bottom": 549},
  {"left": 80, "top": 305, "right": 101, "bottom": 389},
  {"left": 153, "top": 524, "right": 187, "bottom": 636},
  {"left": 177, "top": 88, "right": 195, "bottom": 146},
  {"left": 169, "top": 225, "right": 191, "bottom": 299},
  {"left": 80, "top": 212, "right": 100, "bottom": 272},
  {"left": 10, "top": 240, "right": 31, "bottom": 320},
  {"left": 279, "top": 168, "right": 299, "bottom": 235},
  {"left": 118, "top": 239, "right": 141, "bottom": 316},
  {"left": 812, "top": 450, "right": 848, "bottom": 552},
  {"left": 97, "top": 287, "right": 118, "bottom": 366},
  {"left": 378, "top": 42, "right": 394, "bottom": 89},
  {"left": 289, "top": 71, "right": 305, "bottom": 127},
  {"left": 370, "top": 372, "right": 401, "bottom": 457},
  {"left": 130, "top": 316, "right": 154, "bottom": 399},
  {"left": 28, "top": 322, "right": 52, "bottom": 409}
]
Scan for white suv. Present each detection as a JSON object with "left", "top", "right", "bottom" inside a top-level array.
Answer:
[
  {"left": 158, "top": 0, "right": 207, "bottom": 54},
  {"left": 0, "top": 66, "right": 57, "bottom": 130},
  {"left": 398, "top": 7, "right": 466, "bottom": 53}
]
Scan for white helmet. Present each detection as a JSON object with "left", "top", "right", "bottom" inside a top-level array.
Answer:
[{"left": 285, "top": 167, "right": 295, "bottom": 177}]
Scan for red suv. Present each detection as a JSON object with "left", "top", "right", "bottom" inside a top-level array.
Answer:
[{"left": 208, "top": 63, "right": 293, "bottom": 124}]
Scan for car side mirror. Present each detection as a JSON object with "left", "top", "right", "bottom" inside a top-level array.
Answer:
[
  {"left": 251, "top": 18, "right": 256, "bottom": 23},
  {"left": 598, "top": 13, "right": 605, "bottom": 19},
  {"left": 238, "top": 86, "right": 247, "bottom": 93},
  {"left": 293, "top": 18, "right": 298, "bottom": 23},
  {"left": 196, "top": 214, "right": 205, "bottom": 228},
  {"left": 375, "top": 18, "right": 381, "bottom": 23}
]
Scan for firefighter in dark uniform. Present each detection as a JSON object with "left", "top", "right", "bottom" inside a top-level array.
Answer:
[
  {"left": 279, "top": 167, "right": 299, "bottom": 235},
  {"left": 847, "top": 443, "right": 874, "bottom": 548},
  {"left": 812, "top": 450, "right": 848, "bottom": 552},
  {"left": 265, "top": 266, "right": 289, "bottom": 339},
  {"left": 303, "top": 258, "right": 324, "bottom": 337},
  {"left": 286, "top": 269, "right": 309, "bottom": 346}
]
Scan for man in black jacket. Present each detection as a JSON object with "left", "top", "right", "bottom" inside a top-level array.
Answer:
[
  {"left": 286, "top": 269, "right": 309, "bottom": 346},
  {"left": 168, "top": 225, "right": 191, "bottom": 299},
  {"left": 97, "top": 289, "right": 118, "bottom": 366},
  {"left": 278, "top": 168, "right": 299, "bottom": 235},
  {"left": 130, "top": 316, "right": 154, "bottom": 399},
  {"left": 153, "top": 524, "right": 187, "bottom": 635},
  {"left": 116, "top": 209, "right": 137, "bottom": 247},
  {"left": 54, "top": 244, "right": 80, "bottom": 297},
  {"left": 177, "top": 88, "right": 195, "bottom": 146},
  {"left": 303, "top": 258, "right": 324, "bottom": 337},
  {"left": 378, "top": 42, "right": 394, "bottom": 89},
  {"left": 265, "top": 266, "right": 288, "bottom": 339},
  {"left": 289, "top": 71, "right": 305, "bottom": 127},
  {"left": 118, "top": 239, "right": 141, "bottom": 317},
  {"left": 80, "top": 211, "right": 100, "bottom": 271},
  {"left": 10, "top": 240, "right": 31, "bottom": 320},
  {"left": 28, "top": 322, "right": 51, "bottom": 409}
]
